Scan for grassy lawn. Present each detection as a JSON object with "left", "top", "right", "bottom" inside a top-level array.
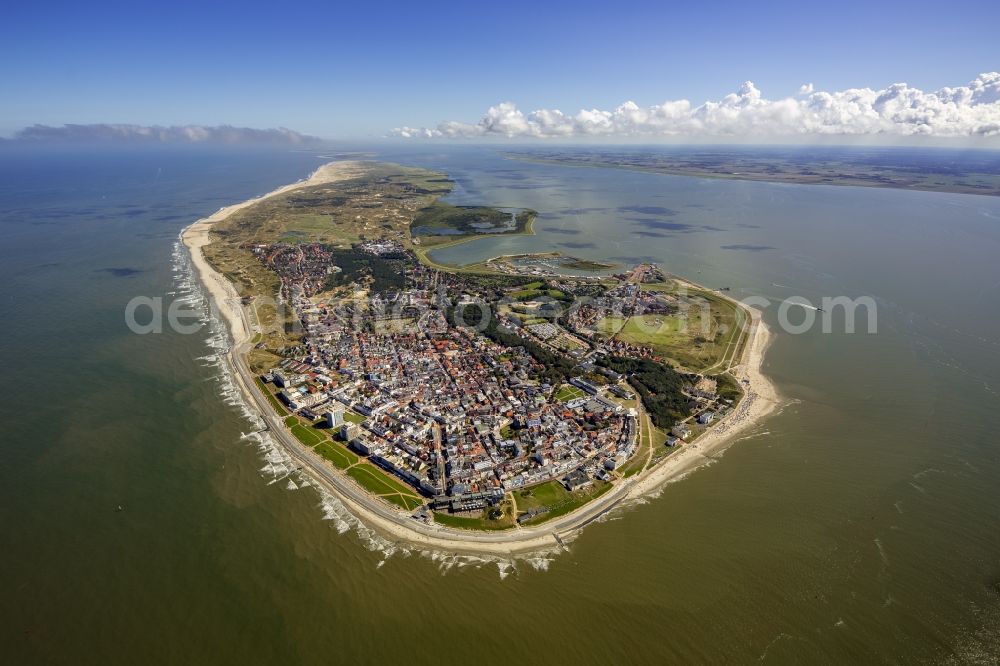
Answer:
[
  {"left": 511, "top": 288, "right": 543, "bottom": 300},
  {"left": 308, "top": 445, "right": 422, "bottom": 510},
  {"left": 314, "top": 441, "right": 357, "bottom": 470},
  {"left": 276, "top": 213, "right": 335, "bottom": 238},
  {"left": 255, "top": 378, "right": 288, "bottom": 416},
  {"left": 388, "top": 494, "right": 425, "bottom": 511},
  {"left": 595, "top": 315, "right": 627, "bottom": 337},
  {"left": 599, "top": 288, "right": 744, "bottom": 372},
  {"left": 554, "top": 384, "right": 586, "bottom": 402},
  {"left": 290, "top": 424, "right": 323, "bottom": 447},
  {"left": 283, "top": 415, "right": 324, "bottom": 447},
  {"left": 650, "top": 439, "right": 684, "bottom": 467},
  {"left": 619, "top": 459, "right": 645, "bottom": 478},
  {"left": 511, "top": 281, "right": 545, "bottom": 292},
  {"left": 342, "top": 411, "right": 366, "bottom": 424},
  {"left": 650, "top": 421, "right": 670, "bottom": 454},
  {"left": 347, "top": 464, "right": 419, "bottom": 499},
  {"left": 511, "top": 287, "right": 567, "bottom": 301},
  {"left": 519, "top": 480, "right": 613, "bottom": 525},
  {"left": 432, "top": 500, "right": 516, "bottom": 531},
  {"left": 516, "top": 479, "right": 570, "bottom": 512},
  {"left": 617, "top": 313, "right": 690, "bottom": 347},
  {"left": 414, "top": 233, "right": 474, "bottom": 249}
]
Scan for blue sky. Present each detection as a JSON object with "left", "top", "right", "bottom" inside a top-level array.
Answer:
[{"left": 2, "top": 0, "right": 998, "bottom": 139}]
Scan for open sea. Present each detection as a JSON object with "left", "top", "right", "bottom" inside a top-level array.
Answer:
[{"left": 1, "top": 143, "right": 999, "bottom": 664}]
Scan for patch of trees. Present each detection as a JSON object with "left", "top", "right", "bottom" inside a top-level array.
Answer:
[
  {"left": 445, "top": 304, "right": 577, "bottom": 385},
  {"left": 284, "top": 194, "right": 349, "bottom": 209},
  {"left": 598, "top": 356, "right": 689, "bottom": 429},
  {"left": 322, "top": 247, "right": 411, "bottom": 293},
  {"left": 571, "top": 283, "right": 609, "bottom": 298},
  {"left": 412, "top": 202, "right": 536, "bottom": 235},
  {"left": 412, "top": 202, "right": 510, "bottom": 233},
  {"left": 457, "top": 273, "right": 540, "bottom": 291}
]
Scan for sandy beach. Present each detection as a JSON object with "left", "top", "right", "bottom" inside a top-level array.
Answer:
[
  {"left": 181, "top": 160, "right": 364, "bottom": 348},
  {"left": 180, "top": 161, "right": 781, "bottom": 556},
  {"left": 628, "top": 309, "right": 777, "bottom": 498}
]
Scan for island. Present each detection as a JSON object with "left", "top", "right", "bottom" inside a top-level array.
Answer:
[
  {"left": 505, "top": 147, "right": 1000, "bottom": 197},
  {"left": 182, "top": 160, "right": 777, "bottom": 554}
]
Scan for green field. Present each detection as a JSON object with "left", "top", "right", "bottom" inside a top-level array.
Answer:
[
  {"left": 276, "top": 213, "right": 337, "bottom": 241},
  {"left": 347, "top": 464, "right": 416, "bottom": 496},
  {"left": 306, "top": 442, "right": 421, "bottom": 510},
  {"left": 392, "top": 494, "right": 424, "bottom": 511},
  {"left": 342, "top": 464, "right": 424, "bottom": 510},
  {"left": 511, "top": 287, "right": 569, "bottom": 301},
  {"left": 595, "top": 315, "right": 627, "bottom": 337},
  {"left": 554, "top": 384, "right": 586, "bottom": 402},
  {"left": 511, "top": 288, "right": 542, "bottom": 300},
  {"left": 432, "top": 500, "right": 516, "bottom": 530},
  {"left": 289, "top": 423, "right": 323, "bottom": 447},
  {"left": 516, "top": 479, "right": 570, "bottom": 511},
  {"left": 595, "top": 288, "right": 745, "bottom": 372},
  {"left": 517, "top": 479, "right": 613, "bottom": 525},
  {"left": 618, "top": 456, "right": 646, "bottom": 478},
  {"left": 342, "top": 411, "right": 366, "bottom": 424},
  {"left": 282, "top": 414, "right": 325, "bottom": 447},
  {"left": 314, "top": 441, "right": 357, "bottom": 470},
  {"left": 616, "top": 313, "right": 690, "bottom": 347}
]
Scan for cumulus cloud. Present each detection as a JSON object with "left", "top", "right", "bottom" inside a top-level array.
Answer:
[
  {"left": 392, "top": 73, "right": 1000, "bottom": 139},
  {"left": 12, "top": 124, "right": 318, "bottom": 144}
]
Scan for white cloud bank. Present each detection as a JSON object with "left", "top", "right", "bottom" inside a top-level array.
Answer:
[
  {"left": 12, "top": 124, "right": 318, "bottom": 144},
  {"left": 392, "top": 73, "right": 1000, "bottom": 140}
]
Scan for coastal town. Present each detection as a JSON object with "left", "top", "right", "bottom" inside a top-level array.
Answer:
[
  {"left": 186, "top": 160, "right": 763, "bottom": 534},
  {"left": 247, "top": 235, "right": 742, "bottom": 527}
]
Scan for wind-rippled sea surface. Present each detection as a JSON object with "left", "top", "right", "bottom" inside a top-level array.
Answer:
[{"left": 1, "top": 144, "right": 998, "bottom": 664}]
